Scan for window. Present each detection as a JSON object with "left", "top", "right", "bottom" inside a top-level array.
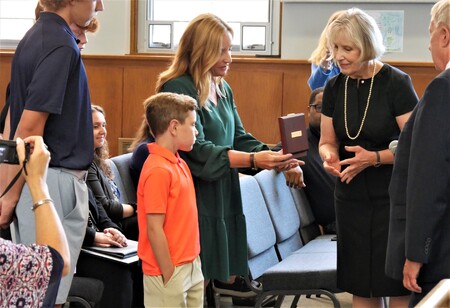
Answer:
[
  {"left": 0, "top": 0, "right": 36, "bottom": 49},
  {"left": 137, "top": 0, "right": 281, "bottom": 56}
]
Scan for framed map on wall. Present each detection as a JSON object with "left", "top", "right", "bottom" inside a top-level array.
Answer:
[{"left": 367, "top": 10, "right": 404, "bottom": 52}]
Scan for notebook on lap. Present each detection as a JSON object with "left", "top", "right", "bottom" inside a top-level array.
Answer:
[{"left": 84, "top": 239, "right": 138, "bottom": 259}]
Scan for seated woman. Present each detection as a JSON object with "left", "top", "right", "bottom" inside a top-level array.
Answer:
[
  {"left": 75, "top": 189, "right": 143, "bottom": 308},
  {"left": 87, "top": 105, "right": 138, "bottom": 240},
  {"left": 1, "top": 136, "right": 69, "bottom": 307},
  {"left": 128, "top": 118, "right": 154, "bottom": 189}
]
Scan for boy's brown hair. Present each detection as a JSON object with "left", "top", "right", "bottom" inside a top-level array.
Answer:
[{"left": 144, "top": 92, "right": 197, "bottom": 137}]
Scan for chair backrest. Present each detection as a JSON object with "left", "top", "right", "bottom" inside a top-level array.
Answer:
[
  {"left": 239, "top": 174, "right": 279, "bottom": 280},
  {"left": 67, "top": 276, "right": 104, "bottom": 308},
  {"left": 289, "top": 187, "right": 321, "bottom": 244},
  {"left": 109, "top": 153, "right": 136, "bottom": 204},
  {"left": 254, "top": 170, "right": 303, "bottom": 259}
]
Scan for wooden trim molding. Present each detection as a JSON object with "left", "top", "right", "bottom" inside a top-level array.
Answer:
[{"left": 129, "top": 0, "right": 138, "bottom": 54}]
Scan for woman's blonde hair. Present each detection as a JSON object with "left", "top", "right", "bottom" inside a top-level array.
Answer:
[
  {"left": 91, "top": 105, "right": 113, "bottom": 180},
  {"left": 128, "top": 117, "right": 152, "bottom": 152},
  {"left": 327, "top": 8, "right": 385, "bottom": 62},
  {"left": 155, "top": 13, "right": 233, "bottom": 109},
  {"left": 309, "top": 10, "right": 345, "bottom": 65}
]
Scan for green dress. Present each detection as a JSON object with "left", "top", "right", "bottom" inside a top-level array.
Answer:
[{"left": 161, "top": 74, "right": 269, "bottom": 280}]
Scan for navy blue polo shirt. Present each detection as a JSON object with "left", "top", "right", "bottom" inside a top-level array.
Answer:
[{"left": 9, "top": 12, "right": 93, "bottom": 170}]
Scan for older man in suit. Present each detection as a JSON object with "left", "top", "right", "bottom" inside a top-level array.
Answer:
[
  {"left": 385, "top": 105, "right": 417, "bottom": 284},
  {"left": 387, "top": 0, "right": 450, "bottom": 306}
]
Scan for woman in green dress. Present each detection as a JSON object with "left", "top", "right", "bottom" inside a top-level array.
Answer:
[{"left": 155, "top": 13, "right": 302, "bottom": 292}]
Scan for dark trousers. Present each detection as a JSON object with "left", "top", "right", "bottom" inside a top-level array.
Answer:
[
  {"left": 76, "top": 252, "right": 144, "bottom": 308},
  {"left": 0, "top": 227, "right": 11, "bottom": 240},
  {"left": 120, "top": 215, "right": 139, "bottom": 241}
]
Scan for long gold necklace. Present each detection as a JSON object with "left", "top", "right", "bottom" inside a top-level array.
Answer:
[{"left": 344, "top": 62, "right": 376, "bottom": 140}]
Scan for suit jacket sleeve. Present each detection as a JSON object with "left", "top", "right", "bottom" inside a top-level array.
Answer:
[{"left": 405, "top": 72, "right": 450, "bottom": 264}]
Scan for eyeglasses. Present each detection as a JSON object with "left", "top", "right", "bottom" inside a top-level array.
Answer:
[{"left": 308, "top": 104, "right": 322, "bottom": 113}]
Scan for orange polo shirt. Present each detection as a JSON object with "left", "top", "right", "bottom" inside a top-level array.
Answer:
[{"left": 137, "top": 143, "right": 200, "bottom": 275}]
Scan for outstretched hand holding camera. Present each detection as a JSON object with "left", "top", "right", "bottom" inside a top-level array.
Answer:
[
  {"left": 0, "top": 137, "right": 32, "bottom": 227},
  {"left": 0, "top": 138, "right": 27, "bottom": 227}
]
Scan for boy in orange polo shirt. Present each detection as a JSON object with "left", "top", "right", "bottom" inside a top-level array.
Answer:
[{"left": 137, "top": 92, "right": 203, "bottom": 307}]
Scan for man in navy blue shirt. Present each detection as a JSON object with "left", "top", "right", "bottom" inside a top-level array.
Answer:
[{"left": 0, "top": 0, "right": 104, "bottom": 306}]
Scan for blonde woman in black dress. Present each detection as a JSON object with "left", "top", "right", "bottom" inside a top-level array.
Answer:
[{"left": 319, "top": 8, "right": 418, "bottom": 307}]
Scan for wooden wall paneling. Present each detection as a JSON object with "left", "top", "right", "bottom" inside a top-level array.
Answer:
[
  {"left": 282, "top": 67, "right": 312, "bottom": 123},
  {"left": 84, "top": 62, "right": 124, "bottom": 156},
  {"left": 122, "top": 62, "right": 169, "bottom": 138},
  {"left": 0, "top": 53, "right": 13, "bottom": 110},
  {"left": 227, "top": 67, "right": 284, "bottom": 144}
]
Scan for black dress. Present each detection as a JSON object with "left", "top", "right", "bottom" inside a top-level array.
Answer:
[{"left": 322, "top": 64, "right": 417, "bottom": 297}]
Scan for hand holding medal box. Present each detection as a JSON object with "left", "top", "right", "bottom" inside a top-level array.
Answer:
[{"left": 278, "top": 113, "right": 308, "bottom": 159}]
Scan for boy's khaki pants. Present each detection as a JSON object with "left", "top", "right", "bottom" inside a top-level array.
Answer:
[{"left": 144, "top": 256, "right": 204, "bottom": 307}]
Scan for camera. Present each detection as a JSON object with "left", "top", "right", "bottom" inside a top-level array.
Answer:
[{"left": 0, "top": 140, "right": 29, "bottom": 165}]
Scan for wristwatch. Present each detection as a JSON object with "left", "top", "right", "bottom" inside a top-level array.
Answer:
[{"left": 374, "top": 151, "right": 381, "bottom": 167}]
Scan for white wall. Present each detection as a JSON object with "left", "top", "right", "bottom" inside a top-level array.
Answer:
[
  {"left": 281, "top": 1, "right": 434, "bottom": 61},
  {"left": 82, "top": 0, "right": 130, "bottom": 55},
  {"left": 82, "top": 0, "right": 434, "bottom": 62}
]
